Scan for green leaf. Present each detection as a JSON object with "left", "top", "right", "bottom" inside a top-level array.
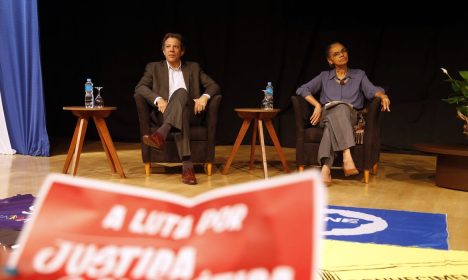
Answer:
[
  {"left": 450, "top": 81, "right": 462, "bottom": 92},
  {"left": 457, "top": 105, "right": 468, "bottom": 116},
  {"left": 443, "top": 97, "right": 459, "bottom": 104},
  {"left": 442, "top": 71, "right": 468, "bottom": 108},
  {"left": 458, "top": 71, "right": 468, "bottom": 81},
  {"left": 462, "top": 82, "right": 468, "bottom": 95},
  {"left": 443, "top": 96, "right": 465, "bottom": 104}
]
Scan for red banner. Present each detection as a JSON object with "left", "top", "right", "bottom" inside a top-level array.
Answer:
[{"left": 8, "top": 171, "right": 326, "bottom": 279}]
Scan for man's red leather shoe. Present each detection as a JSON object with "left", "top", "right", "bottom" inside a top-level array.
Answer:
[
  {"left": 181, "top": 168, "right": 197, "bottom": 185},
  {"left": 142, "top": 132, "right": 165, "bottom": 151}
]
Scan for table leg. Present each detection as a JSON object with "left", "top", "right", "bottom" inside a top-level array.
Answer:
[
  {"left": 265, "top": 120, "right": 290, "bottom": 173},
  {"left": 258, "top": 119, "right": 268, "bottom": 179},
  {"left": 94, "top": 117, "right": 117, "bottom": 173},
  {"left": 222, "top": 119, "right": 252, "bottom": 175},
  {"left": 94, "top": 117, "right": 126, "bottom": 178},
  {"left": 63, "top": 118, "right": 83, "bottom": 173},
  {"left": 70, "top": 117, "right": 88, "bottom": 176},
  {"left": 249, "top": 119, "right": 258, "bottom": 170}
]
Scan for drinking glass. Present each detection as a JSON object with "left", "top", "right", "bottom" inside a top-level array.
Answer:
[{"left": 94, "top": 87, "right": 104, "bottom": 108}]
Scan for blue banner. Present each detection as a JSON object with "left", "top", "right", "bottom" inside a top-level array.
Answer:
[{"left": 325, "top": 205, "right": 448, "bottom": 250}]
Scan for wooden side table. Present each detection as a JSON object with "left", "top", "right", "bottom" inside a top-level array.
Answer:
[
  {"left": 62, "top": 107, "right": 126, "bottom": 178},
  {"left": 413, "top": 143, "right": 468, "bottom": 191},
  {"left": 222, "top": 108, "right": 290, "bottom": 178}
]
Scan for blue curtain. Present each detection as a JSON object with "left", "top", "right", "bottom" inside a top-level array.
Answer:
[{"left": 0, "top": 0, "right": 49, "bottom": 156}]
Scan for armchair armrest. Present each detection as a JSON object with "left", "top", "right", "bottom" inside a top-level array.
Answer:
[
  {"left": 134, "top": 93, "right": 153, "bottom": 136},
  {"left": 134, "top": 93, "right": 154, "bottom": 162},
  {"left": 291, "top": 96, "right": 312, "bottom": 141},
  {"left": 205, "top": 95, "right": 222, "bottom": 161},
  {"left": 362, "top": 97, "right": 382, "bottom": 169},
  {"left": 291, "top": 96, "right": 313, "bottom": 165}
]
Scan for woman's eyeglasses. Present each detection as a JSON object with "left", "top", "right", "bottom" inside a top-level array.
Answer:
[{"left": 330, "top": 48, "right": 347, "bottom": 58}]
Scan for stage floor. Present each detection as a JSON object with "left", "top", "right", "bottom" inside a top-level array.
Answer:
[{"left": 1, "top": 142, "right": 467, "bottom": 251}]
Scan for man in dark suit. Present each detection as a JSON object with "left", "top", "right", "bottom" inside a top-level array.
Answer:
[{"left": 135, "top": 33, "right": 220, "bottom": 185}]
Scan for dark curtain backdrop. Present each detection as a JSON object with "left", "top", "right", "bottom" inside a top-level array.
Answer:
[{"left": 37, "top": 1, "right": 468, "bottom": 153}]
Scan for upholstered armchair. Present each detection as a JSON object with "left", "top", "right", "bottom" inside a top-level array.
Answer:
[
  {"left": 291, "top": 96, "right": 383, "bottom": 183},
  {"left": 134, "top": 94, "right": 222, "bottom": 176}
]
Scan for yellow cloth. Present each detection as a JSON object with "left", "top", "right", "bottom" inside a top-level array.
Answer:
[{"left": 319, "top": 240, "right": 468, "bottom": 278}]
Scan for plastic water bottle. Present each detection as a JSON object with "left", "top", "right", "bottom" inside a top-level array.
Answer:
[
  {"left": 84, "top": 78, "right": 94, "bottom": 108},
  {"left": 262, "top": 82, "right": 274, "bottom": 110}
]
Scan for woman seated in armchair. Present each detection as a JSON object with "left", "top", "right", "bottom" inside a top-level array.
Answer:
[{"left": 296, "top": 42, "right": 391, "bottom": 185}]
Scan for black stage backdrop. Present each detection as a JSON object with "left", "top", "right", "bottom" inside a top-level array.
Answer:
[{"left": 38, "top": 1, "right": 468, "bottom": 153}]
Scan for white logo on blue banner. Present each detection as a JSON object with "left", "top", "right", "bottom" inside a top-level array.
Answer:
[{"left": 323, "top": 208, "right": 388, "bottom": 236}]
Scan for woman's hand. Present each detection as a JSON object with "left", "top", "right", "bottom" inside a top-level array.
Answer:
[
  {"left": 380, "top": 95, "right": 391, "bottom": 112},
  {"left": 376, "top": 92, "right": 391, "bottom": 112},
  {"left": 310, "top": 105, "right": 322, "bottom": 125}
]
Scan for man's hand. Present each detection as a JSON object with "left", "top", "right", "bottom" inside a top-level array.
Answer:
[
  {"left": 194, "top": 95, "right": 209, "bottom": 114},
  {"left": 157, "top": 99, "right": 168, "bottom": 113},
  {"left": 310, "top": 105, "right": 322, "bottom": 125}
]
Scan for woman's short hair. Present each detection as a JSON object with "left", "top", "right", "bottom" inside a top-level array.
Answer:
[{"left": 326, "top": 41, "right": 346, "bottom": 68}]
